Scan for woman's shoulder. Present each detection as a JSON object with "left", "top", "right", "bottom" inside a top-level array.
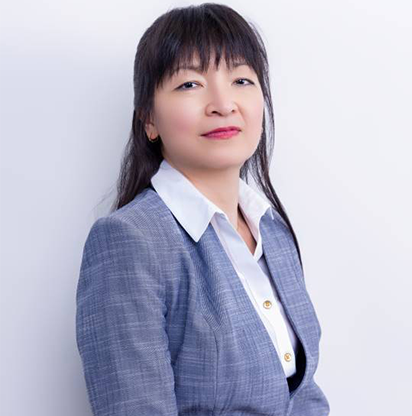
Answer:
[
  {"left": 106, "top": 187, "right": 161, "bottom": 227},
  {"left": 86, "top": 187, "right": 180, "bottom": 248}
]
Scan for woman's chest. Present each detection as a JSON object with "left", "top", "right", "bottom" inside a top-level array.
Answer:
[{"left": 160, "top": 218, "right": 323, "bottom": 413}]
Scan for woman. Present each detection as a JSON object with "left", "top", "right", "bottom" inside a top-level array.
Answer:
[{"left": 76, "top": 3, "right": 330, "bottom": 416}]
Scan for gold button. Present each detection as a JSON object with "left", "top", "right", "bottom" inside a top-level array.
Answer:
[
  {"left": 263, "top": 300, "right": 272, "bottom": 309},
  {"left": 284, "top": 353, "right": 292, "bottom": 362}
]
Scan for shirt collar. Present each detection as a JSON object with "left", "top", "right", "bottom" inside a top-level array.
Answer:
[{"left": 150, "top": 158, "right": 274, "bottom": 242}]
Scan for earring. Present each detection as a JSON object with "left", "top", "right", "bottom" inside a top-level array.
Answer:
[{"left": 148, "top": 134, "right": 160, "bottom": 143}]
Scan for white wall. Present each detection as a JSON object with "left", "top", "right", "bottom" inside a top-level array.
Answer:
[{"left": 1, "top": 0, "right": 411, "bottom": 415}]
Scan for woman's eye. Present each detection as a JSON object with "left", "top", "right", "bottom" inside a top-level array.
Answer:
[
  {"left": 235, "top": 78, "right": 255, "bottom": 86},
  {"left": 176, "top": 78, "right": 255, "bottom": 90},
  {"left": 176, "top": 81, "right": 199, "bottom": 90}
]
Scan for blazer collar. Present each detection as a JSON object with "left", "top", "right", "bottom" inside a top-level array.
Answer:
[{"left": 150, "top": 158, "right": 274, "bottom": 242}]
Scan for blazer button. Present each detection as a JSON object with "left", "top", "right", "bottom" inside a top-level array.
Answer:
[
  {"left": 263, "top": 300, "right": 272, "bottom": 309},
  {"left": 284, "top": 353, "right": 292, "bottom": 362}
]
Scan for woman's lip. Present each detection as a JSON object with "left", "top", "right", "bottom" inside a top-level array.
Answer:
[{"left": 201, "top": 129, "right": 240, "bottom": 139}]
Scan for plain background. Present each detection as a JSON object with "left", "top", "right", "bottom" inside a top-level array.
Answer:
[{"left": 1, "top": 0, "right": 411, "bottom": 415}]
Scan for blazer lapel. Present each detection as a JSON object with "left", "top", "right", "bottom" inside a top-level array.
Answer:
[
  {"left": 259, "top": 212, "right": 318, "bottom": 397},
  {"left": 195, "top": 211, "right": 313, "bottom": 397}
]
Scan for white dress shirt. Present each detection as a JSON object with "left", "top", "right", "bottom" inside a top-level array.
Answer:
[{"left": 150, "top": 158, "right": 299, "bottom": 377}]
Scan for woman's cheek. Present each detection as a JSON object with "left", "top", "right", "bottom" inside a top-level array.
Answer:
[{"left": 170, "top": 107, "right": 199, "bottom": 134}]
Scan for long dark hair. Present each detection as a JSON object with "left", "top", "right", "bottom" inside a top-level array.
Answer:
[{"left": 110, "top": 2, "right": 304, "bottom": 269}]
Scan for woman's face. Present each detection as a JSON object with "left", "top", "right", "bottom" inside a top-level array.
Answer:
[{"left": 146, "top": 53, "right": 264, "bottom": 173}]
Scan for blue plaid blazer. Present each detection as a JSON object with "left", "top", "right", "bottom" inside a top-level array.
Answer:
[{"left": 76, "top": 186, "right": 330, "bottom": 416}]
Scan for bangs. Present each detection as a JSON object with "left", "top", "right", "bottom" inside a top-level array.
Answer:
[{"left": 150, "top": 5, "right": 265, "bottom": 89}]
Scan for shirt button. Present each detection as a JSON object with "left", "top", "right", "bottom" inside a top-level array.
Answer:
[
  {"left": 263, "top": 300, "right": 272, "bottom": 309},
  {"left": 284, "top": 353, "right": 292, "bottom": 362}
]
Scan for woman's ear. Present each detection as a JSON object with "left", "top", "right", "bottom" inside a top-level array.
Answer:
[
  {"left": 144, "top": 120, "right": 158, "bottom": 141},
  {"left": 134, "top": 109, "right": 158, "bottom": 139}
]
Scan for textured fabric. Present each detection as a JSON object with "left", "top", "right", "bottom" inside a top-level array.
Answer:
[
  {"left": 76, "top": 186, "right": 330, "bottom": 416},
  {"left": 151, "top": 159, "right": 299, "bottom": 377}
]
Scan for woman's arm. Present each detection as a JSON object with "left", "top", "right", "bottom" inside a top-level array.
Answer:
[{"left": 76, "top": 216, "right": 179, "bottom": 416}]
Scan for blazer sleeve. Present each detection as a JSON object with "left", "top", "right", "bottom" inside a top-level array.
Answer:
[{"left": 75, "top": 216, "right": 179, "bottom": 416}]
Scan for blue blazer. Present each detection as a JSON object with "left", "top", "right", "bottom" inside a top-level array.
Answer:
[{"left": 76, "top": 186, "right": 330, "bottom": 416}]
